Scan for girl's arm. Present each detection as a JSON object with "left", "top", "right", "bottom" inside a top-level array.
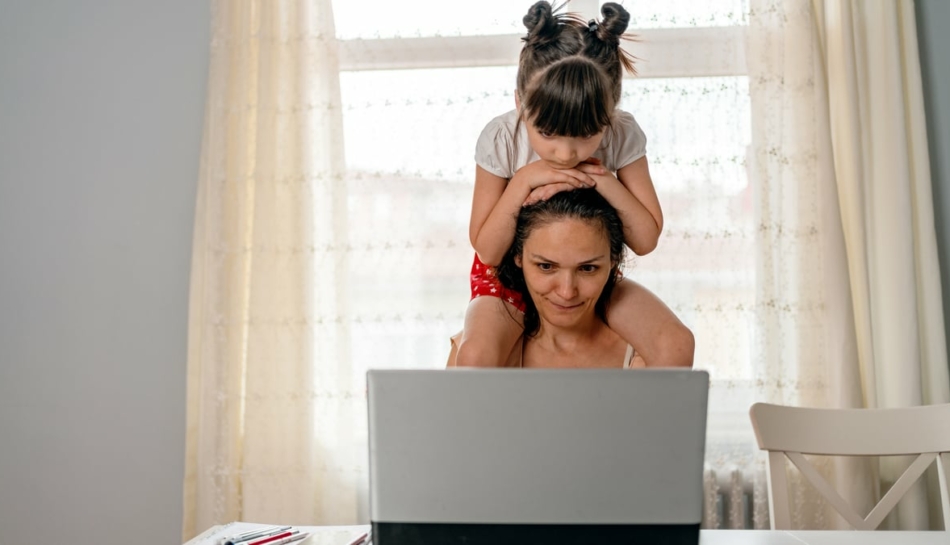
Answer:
[
  {"left": 522, "top": 156, "right": 662, "bottom": 255},
  {"left": 591, "top": 156, "right": 663, "bottom": 256},
  {"left": 470, "top": 163, "right": 598, "bottom": 265},
  {"left": 469, "top": 166, "right": 525, "bottom": 266}
]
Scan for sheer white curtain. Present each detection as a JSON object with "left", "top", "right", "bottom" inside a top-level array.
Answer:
[
  {"left": 183, "top": 0, "right": 949, "bottom": 537},
  {"left": 182, "top": 0, "right": 357, "bottom": 539},
  {"left": 814, "top": 0, "right": 950, "bottom": 529},
  {"left": 690, "top": 0, "right": 863, "bottom": 529}
]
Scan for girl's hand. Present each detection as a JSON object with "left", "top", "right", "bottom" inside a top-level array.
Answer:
[
  {"left": 512, "top": 159, "right": 604, "bottom": 192},
  {"left": 521, "top": 158, "right": 608, "bottom": 206},
  {"left": 523, "top": 182, "right": 576, "bottom": 206}
]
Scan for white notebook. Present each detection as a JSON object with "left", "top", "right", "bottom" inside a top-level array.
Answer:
[{"left": 184, "top": 522, "right": 369, "bottom": 545}]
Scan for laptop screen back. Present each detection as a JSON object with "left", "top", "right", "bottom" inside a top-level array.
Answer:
[{"left": 367, "top": 368, "right": 709, "bottom": 544}]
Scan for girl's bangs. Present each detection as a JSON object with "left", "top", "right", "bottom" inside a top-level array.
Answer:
[{"left": 524, "top": 75, "right": 612, "bottom": 137}]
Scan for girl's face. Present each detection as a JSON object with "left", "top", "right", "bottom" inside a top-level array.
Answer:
[
  {"left": 515, "top": 216, "right": 613, "bottom": 330},
  {"left": 525, "top": 116, "right": 606, "bottom": 170}
]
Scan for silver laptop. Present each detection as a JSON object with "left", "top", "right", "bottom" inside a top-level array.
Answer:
[{"left": 367, "top": 368, "right": 709, "bottom": 545}]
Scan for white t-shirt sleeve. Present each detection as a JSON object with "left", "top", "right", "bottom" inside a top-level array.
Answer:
[
  {"left": 603, "top": 110, "right": 648, "bottom": 170},
  {"left": 474, "top": 115, "right": 515, "bottom": 179}
]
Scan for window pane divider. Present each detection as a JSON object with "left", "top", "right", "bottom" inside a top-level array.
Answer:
[{"left": 338, "top": 26, "right": 747, "bottom": 78}]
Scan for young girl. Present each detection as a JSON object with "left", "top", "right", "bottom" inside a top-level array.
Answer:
[{"left": 454, "top": 1, "right": 694, "bottom": 368}]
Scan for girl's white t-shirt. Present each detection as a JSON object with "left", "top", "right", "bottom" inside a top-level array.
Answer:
[{"left": 474, "top": 108, "right": 648, "bottom": 179}]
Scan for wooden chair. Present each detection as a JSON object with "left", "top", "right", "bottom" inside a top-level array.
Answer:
[{"left": 749, "top": 402, "right": 950, "bottom": 530}]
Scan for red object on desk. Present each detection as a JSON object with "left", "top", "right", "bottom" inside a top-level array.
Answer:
[
  {"left": 246, "top": 530, "right": 296, "bottom": 545},
  {"left": 347, "top": 532, "right": 369, "bottom": 545}
]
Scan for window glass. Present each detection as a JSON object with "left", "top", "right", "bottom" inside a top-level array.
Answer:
[
  {"left": 333, "top": 0, "right": 527, "bottom": 39},
  {"left": 339, "top": 68, "right": 754, "bottom": 378},
  {"left": 610, "top": 0, "right": 749, "bottom": 29}
]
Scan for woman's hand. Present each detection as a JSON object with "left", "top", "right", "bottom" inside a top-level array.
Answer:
[{"left": 520, "top": 159, "right": 607, "bottom": 206}]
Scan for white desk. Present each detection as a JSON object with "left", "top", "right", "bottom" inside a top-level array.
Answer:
[
  {"left": 699, "top": 530, "right": 945, "bottom": 544},
  {"left": 187, "top": 524, "right": 947, "bottom": 545}
]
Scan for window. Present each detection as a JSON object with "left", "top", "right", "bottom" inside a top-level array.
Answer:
[{"left": 333, "top": 0, "right": 755, "bottom": 461}]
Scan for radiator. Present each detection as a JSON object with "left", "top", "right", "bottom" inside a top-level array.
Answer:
[{"left": 702, "top": 466, "right": 763, "bottom": 529}]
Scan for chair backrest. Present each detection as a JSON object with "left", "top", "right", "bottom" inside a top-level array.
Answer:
[{"left": 749, "top": 402, "right": 950, "bottom": 530}]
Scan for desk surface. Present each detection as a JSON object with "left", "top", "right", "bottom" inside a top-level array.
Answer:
[
  {"left": 700, "top": 530, "right": 945, "bottom": 544},
  {"left": 187, "top": 523, "right": 947, "bottom": 545}
]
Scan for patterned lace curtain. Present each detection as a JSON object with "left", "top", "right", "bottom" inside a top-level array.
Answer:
[
  {"left": 183, "top": 0, "right": 355, "bottom": 538},
  {"left": 182, "top": 0, "right": 887, "bottom": 537},
  {"left": 608, "top": 0, "right": 861, "bottom": 529},
  {"left": 730, "top": 0, "right": 862, "bottom": 528}
]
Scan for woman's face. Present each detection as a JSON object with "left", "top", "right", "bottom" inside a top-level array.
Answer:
[{"left": 515, "top": 216, "right": 613, "bottom": 330}]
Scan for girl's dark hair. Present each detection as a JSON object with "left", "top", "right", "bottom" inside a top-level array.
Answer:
[
  {"left": 516, "top": 2, "right": 635, "bottom": 137},
  {"left": 517, "top": 1, "right": 585, "bottom": 100},
  {"left": 495, "top": 188, "right": 626, "bottom": 338},
  {"left": 583, "top": 2, "right": 637, "bottom": 103},
  {"left": 521, "top": 56, "right": 615, "bottom": 138}
]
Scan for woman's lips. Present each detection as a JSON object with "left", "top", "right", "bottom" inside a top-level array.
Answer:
[{"left": 547, "top": 300, "right": 583, "bottom": 311}]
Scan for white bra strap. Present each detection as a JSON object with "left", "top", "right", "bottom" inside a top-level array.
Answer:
[{"left": 623, "top": 344, "right": 635, "bottom": 369}]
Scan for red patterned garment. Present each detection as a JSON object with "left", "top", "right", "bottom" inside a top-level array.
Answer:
[{"left": 469, "top": 254, "right": 526, "bottom": 313}]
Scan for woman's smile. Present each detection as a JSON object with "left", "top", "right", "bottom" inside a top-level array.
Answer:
[
  {"left": 516, "top": 217, "right": 612, "bottom": 329},
  {"left": 546, "top": 299, "right": 584, "bottom": 312}
]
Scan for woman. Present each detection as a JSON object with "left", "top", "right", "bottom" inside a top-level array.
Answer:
[{"left": 451, "top": 188, "right": 693, "bottom": 368}]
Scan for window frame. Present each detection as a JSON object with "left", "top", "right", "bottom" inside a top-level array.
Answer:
[
  {"left": 336, "top": 11, "right": 756, "bottom": 447},
  {"left": 337, "top": 27, "right": 746, "bottom": 77}
]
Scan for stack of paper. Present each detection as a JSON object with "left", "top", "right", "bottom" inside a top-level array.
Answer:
[{"left": 184, "top": 522, "right": 370, "bottom": 545}]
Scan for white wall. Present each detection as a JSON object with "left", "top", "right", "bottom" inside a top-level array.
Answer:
[
  {"left": 0, "top": 2, "right": 208, "bottom": 544},
  {"left": 917, "top": 0, "right": 950, "bottom": 377}
]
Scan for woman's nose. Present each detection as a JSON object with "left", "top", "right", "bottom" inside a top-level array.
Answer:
[{"left": 556, "top": 273, "right": 578, "bottom": 299}]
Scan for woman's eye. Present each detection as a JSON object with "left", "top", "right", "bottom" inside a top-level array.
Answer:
[
  {"left": 539, "top": 131, "right": 553, "bottom": 138},
  {"left": 537, "top": 263, "right": 553, "bottom": 271},
  {"left": 579, "top": 265, "right": 598, "bottom": 273}
]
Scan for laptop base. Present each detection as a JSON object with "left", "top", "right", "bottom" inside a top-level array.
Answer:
[{"left": 372, "top": 522, "right": 700, "bottom": 545}]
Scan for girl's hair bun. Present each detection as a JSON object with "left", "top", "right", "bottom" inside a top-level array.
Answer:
[
  {"left": 598, "top": 2, "right": 630, "bottom": 41},
  {"left": 522, "top": 1, "right": 559, "bottom": 45}
]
